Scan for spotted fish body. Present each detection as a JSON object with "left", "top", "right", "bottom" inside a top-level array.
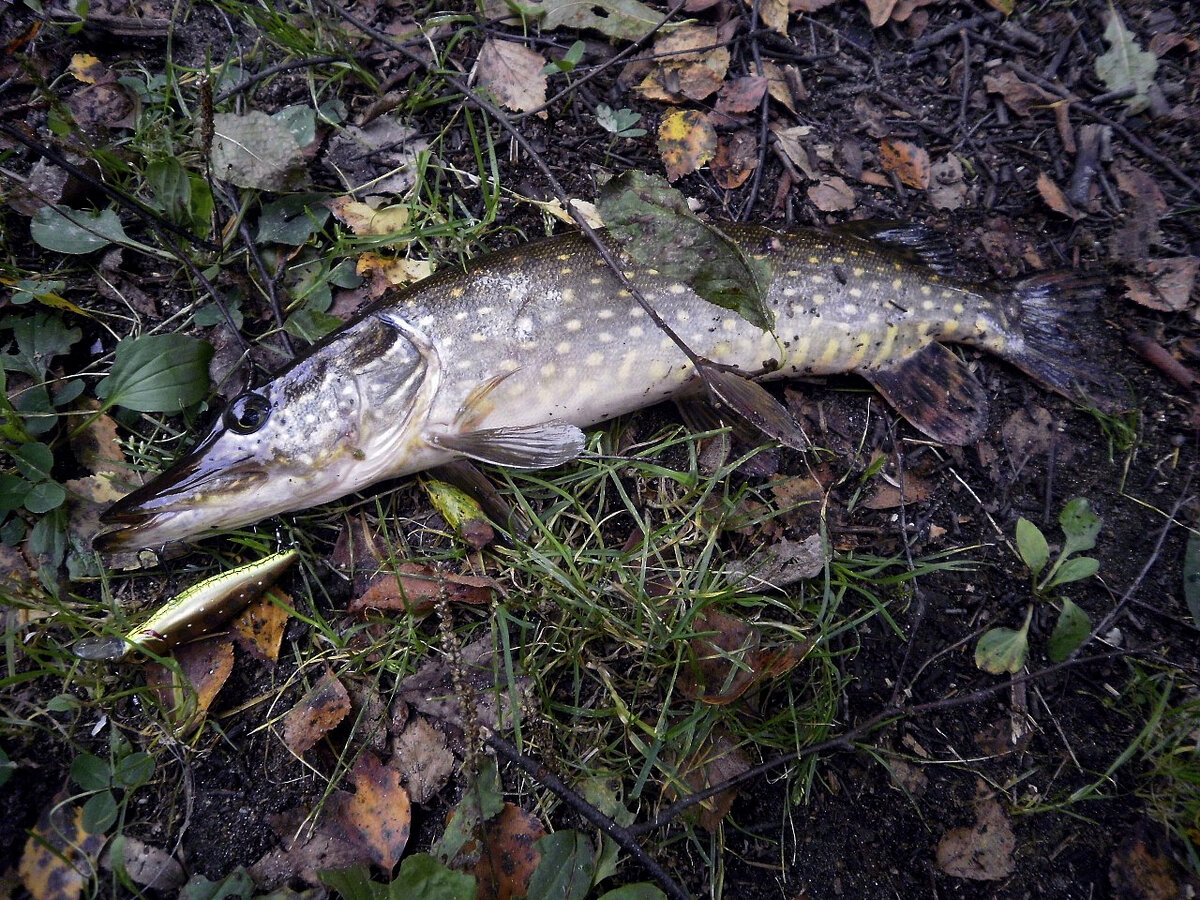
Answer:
[{"left": 95, "top": 224, "right": 1112, "bottom": 552}]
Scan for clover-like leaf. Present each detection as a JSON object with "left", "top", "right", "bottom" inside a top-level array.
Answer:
[{"left": 1015, "top": 517, "right": 1048, "bottom": 577}]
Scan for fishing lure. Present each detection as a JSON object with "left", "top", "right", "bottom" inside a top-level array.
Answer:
[{"left": 74, "top": 549, "right": 299, "bottom": 661}]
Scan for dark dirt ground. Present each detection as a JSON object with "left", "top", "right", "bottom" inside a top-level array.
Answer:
[{"left": 1, "top": 0, "right": 1199, "bottom": 898}]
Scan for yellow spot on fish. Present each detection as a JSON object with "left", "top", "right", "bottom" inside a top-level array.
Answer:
[
  {"left": 894, "top": 262, "right": 904, "bottom": 271},
  {"left": 853, "top": 267, "right": 865, "bottom": 278},
  {"left": 541, "top": 363, "right": 556, "bottom": 377},
  {"left": 943, "top": 319, "right": 959, "bottom": 334},
  {"left": 974, "top": 317, "right": 988, "bottom": 333},
  {"left": 598, "top": 309, "right": 614, "bottom": 319},
  {"left": 813, "top": 293, "right": 826, "bottom": 305},
  {"left": 843, "top": 303, "right": 858, "bottom": 315},
  {"left": 646, "top": 268, "right": 660, "bottom": 276},
  {"left": 649, "top": 360, "right": 671, "bottom": 379},
  {"left": 450, "top": 287, "right": 465, "bottom": 299},
  {"left": 819, "top": 337, "right": 841, "bottom": 366},
  {"left": 562, "top": 288, "right": 575, "bottom": 302},
  {"left": 470, "top": 333, "right": 487, "bottom": 343},
  {"left": 808, "top": 256, "right": 820, "bottom": 264},
  {"left": 598, "top": 331, "right": 614, "bottom": 342},
  {"left": 832, "top": 256, "right": 845, "bottom": 264},
  {"left": 891, "top": 278, "right": 903, "bottom": 291},
  {"left": 477, "top": 306, "right": 493, "bottom": 315},
  {"left": 870, "top": 325, "right": 899, "bottom": 368},
  {"left": 867, "top": 312, "right": 881, "bottom": 324},
  {"left": 783, "top": 287, "right": 798, "bottom": 298},
  {"left": 676, "top": 310, "right": 691, "bottom": 323},
  {"left": 565, "top": 318, "right": 582, "bottom": 331},
  {"left": 617, "top": 289, "right": 631, "bottom": 298},
  {"left": 921, "top": 299, "right": 934, "bottom": 310},
  {"left": 589, "top": 276, "right": 604, "bottom": 285},
  {"left": 722, "top": 318, "right": 737, "bottom": 332},
  {"left": 629, "top": 306, "right": 645, "bottom": 318},
  {"left": 811, "top": 275, "right": 827, "bottom": 285},
  {"left": 556, "top": 341, "right": 572, "bottom": 354},
  {"left": 953, "top": 302, "right": 965, "bottom": 315},
  {"left": 848, "top": 288, "right": 863, "bottom": 299},
  {"left": 559, "top": 267, "right": 572, "bottom": 276},
  {"left": 628, "top": 326, "right": 644, "bottom": 338},
  {"left": 786, "top": 270, "right": 801, "bottom": 277},
  {"left": 847, "top": 334, "right": 871, "bottom": 366},
  {"left": 454, "top": 310, "right": 469, "bottom": 321},
  {"left": 920, "top": 285, "right": 933, "bottom": 296},
  {"left": 586, "top": 351, "right": 604, "bottom": 366},
  {"left": 669, "top": 283, "right": 688, "bottom": 295}
]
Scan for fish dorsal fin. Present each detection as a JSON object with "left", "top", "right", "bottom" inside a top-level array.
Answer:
[
  {"left": 863, "top": 342, "right": 989, "bottom": 444},
  {"left": 427, "top": 422, "right": 586, "bottom": 469},
  {"left": 700, "top": 365, "right": 809, "bottom": 451},
  {"left": 830, "top": 221, "right": 958, "bottom": 276}
]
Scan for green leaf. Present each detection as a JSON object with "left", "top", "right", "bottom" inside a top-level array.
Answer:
[
  {"left": 0, "top": 748, "right": 14, "bottom": 789},
  {"left": 318, "top": 865, "right": 384, "bottom": 900},
  {"left": 1184, "top": 530, "right": 1200, "bottom": 628},
  {"left": 1047, "top": 598, "right": 1091, "bottom": 663},
  {"left": 1059, "top": 497, "right": 1102, "bottom": 556},
  {"left": 433, "top": 756, "right": 505, "bottom": 865},
  {"left": 974, "top": 607, "right": 1032, "bottom": 675},
  {"left": 29, "top": 507, "right": 68, "bottom": 567},
  {"left": 524, "top": 0, "right": 682, "bottom": 42},
  {"left": 71, "top": 753, "right": 112, "bottom": 791},
  {"left": 114, "top": 751, "right": 155, "bottom": 788},
  {"left": 81, "top": 789, "right": 118, "bottom": 833},
  {"left": 1015, "top": 517, "right": 1048, "bottom": 577},
  {"left": 1, "top": 311, "right": 82, "bottom": 379},
  {"left": 178, "top": 867, "right": 256, "bottom": 900},
  {"left": 147, "top": 157, "right": 192, "bottom": 225},
  {"left": 597, "top": 170, "right": 773, "bottom": 331},
  {"left": 598, "top": 885, "right": 668, "bottom": 900},
  {"left": 1045, "top": 556, "right": 1100, "bottom": 589},
  {"left": 30, "top": 206, "right": 129, "bottom": 254},
  {"left": 256, "top": 195, "right": 330, "bottom": 245},
  {"left": 1094, "top": 5, "right": 1158, "bottom": 114},
  {"left": 95, "top": 334, "right": 213, "bottom": 413},
  {"left": 13, "top": 442, "right": 53, "bottom": 482},
  {"left": 284, "top": 307, "right": 343, "bottom": 343},
  {"left": 0, "top": 475, "right": 29, "bottom": 513},
  {"left": 526, "top": 831, "right": 595, "bottom": 900},
  {"left": 388, "top": 854, "right": 476, "bottom": 900},
  {"left": 24, "top": 481, "right": 65, "bottom": 514}
]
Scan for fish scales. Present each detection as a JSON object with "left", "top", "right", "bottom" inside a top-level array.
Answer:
[{"left": 95, "top": 223, "right": 1114, "bottom": 552}]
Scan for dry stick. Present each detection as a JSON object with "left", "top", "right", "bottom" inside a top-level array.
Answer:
[
  {"left": 485, "top": 732, "right": 690, "bottom": 900},
  {"left": 1005, "top": 63, "right": 1200, "bottom": 200},
  {"left": 739, "top": 0, "right": 772, "bottom": 223},
  {"left": 0, "top": 121, "right": 221, "bottom": 252},
  {"left": 637, "top": 495, "right": 1188, "bottom": 833}
]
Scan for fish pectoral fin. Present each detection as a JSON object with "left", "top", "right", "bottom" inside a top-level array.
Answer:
[
  {"left": 701, "top": 365, "right": 808, "bottom": 451},
  {"left": 427, "top": 422, "right": 586, "bottom": 469},
  {"left": 863, "top": 342, "right": 989, "bottom": 445}
]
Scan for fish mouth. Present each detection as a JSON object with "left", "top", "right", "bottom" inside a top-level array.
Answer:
[{"left": 93, "top": 445, "right": 269, "bottom": 553}]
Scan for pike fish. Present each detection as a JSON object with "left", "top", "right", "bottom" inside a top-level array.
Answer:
[{"left": 95, "top": 223, "right": 1114, "bottom": 552}]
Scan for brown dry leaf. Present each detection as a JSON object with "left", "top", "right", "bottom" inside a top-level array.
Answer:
[
  {"left": 1001, "top": 406, "right": 1056, "bottom": 461},
  {"left": 635, "top": 27, "right": 730, "bottom": 102},
  {"left": 864, "top": 472, "right": 935, "bottom": 509},
  {"left": 102, "top": 837, "right": 184, "bottom": 894},
  {"left": 145, "top": 639, "right": 235, "bottom": 729},
  {"left": 1109, "top": 826, "right": 1188, "bottom": 899},
  {"left": 983, "top": 69, "right": 1061, "bottom": 117},
  {"left": 473, "top": 803, "right": 546, "bottom": 900},
  {"left": 935, "top": 795, "right": 1016, "bottom": 881},
  {"left": 70, "top": 401, "right": 136, "bottom": 480},
  {"left": 657, "top": 108, "right": 717, "bottom": 182},
  {"left": 398, "top": 637, "right": 533, "bottom": 732},
  {"left": 282, "top": 668, "right": 352, "bottom": 755},
  {"left": 1149, "top": 32, "right": 1200, "bottom": 56},
  {"left": 862, "top": 0, "right": 899, "bottom": 27},
  {"left": 760, "top": 62, "right": 798, "bottom": 113},
  {"left": 884, "top": 757, "right": 928, "bottom": 796},
  {"left": 348, "top": 563, "right": 497, "bottom": 617},
  {"left": 715, "top": 76, "right": 768, "bottom": 116},
  {"left": 69, "top": 82, "right": 137, "bottom": 130},
  {"left": 325, "top": 751, "right": 412, "bottom": 870},
  {"left": 927, "top": 154, "right": 968, "bottom": 210},
  {"left": 879, "top": 138, "right": 931, "bottom": 189},
  {"left": 331, "top": 515, "right": 389, "bottom": 590},
  {"left": 890, "top": 0, "right": 936, "bottom": 21},
  {"left": 678, "top": 730, "right": 752, "bottom": 831},
  {"left": 231, "top": 589, "right": 291, "bottom": 663},
  {"left": 250, "top": 807, "right": 365, "bottom": 889},
  {"left": 19, "top": 793, "right": 105, "bottom": 900},
  {"left": 770, "top": 124, "right": 818, "bottom": 179},
  {"left": 681, "top": 608, "right": 809, "bottom": 704},
  {"left": 752, "top": 0, "right": 789, "bottom": 36},
  {"left": 712, "top": 131, "right": 758, "bottom": 190},
  {"left": 390, "top": 716, "right": 455, "bottom": 804},
  {"left": 1123, "top": 257, "right": 1199, "bottom": 312},
  {"left": 475, "top": 39, "right": 547, "bottom": 117},
  {"left": 790, "top": 0, "right": 839, "bottom": 10},
  {"left": 1036, "top": 171, "right": 1084, "bottom": 220},
  {"left": 807, "top": 175, "right": 856, "bottom": 211}
]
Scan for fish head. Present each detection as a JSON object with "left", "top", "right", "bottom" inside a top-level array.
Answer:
[{"left": 94, "top": 313, "right": 439, "bottom": 552}]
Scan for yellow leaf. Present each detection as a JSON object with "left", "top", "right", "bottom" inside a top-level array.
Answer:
[
  {"left": 657, "top": 108, "right": 717, "bottom": 182},
  {"left": 68, "top": 53, "right": 106, "bottom": 84}
]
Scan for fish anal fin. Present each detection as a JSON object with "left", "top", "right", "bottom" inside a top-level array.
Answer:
[
  {"left": 701, "top": 364, "right": 808, "bottom": 451},
  {"left": 863, "top": 343, "right": 989, "bottom": 445},
  {"left": 428, "top": 422, "right": 586, "bottom": 469}
]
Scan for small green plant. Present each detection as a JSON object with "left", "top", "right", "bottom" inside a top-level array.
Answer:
[
  {"left": 69, "top": 739, "right": 156, "bottom": 834},
  {"left": 975, "top": 498, "right": 1102, "bottom": 675},
  {"left": 596, "top": 104, "right": 647, "bottom": 139}
]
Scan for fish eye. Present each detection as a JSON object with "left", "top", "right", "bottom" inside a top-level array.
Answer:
[{"left": 224, "top": 393, "right": 271, "bottom": 435}]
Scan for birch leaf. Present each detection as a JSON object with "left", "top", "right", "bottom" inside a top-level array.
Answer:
[{"left": 1095, "top": 6, "right": 1158, "bottom": 114}]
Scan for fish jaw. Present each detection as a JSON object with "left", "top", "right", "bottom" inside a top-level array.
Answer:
[{"left": 94, "top": 313, "right": 438, "bottom": 553}]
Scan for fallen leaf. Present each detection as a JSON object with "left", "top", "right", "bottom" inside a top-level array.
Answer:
[
  {"left": 68, "top": 82, "right": 136, "bottom": 130},
  {"left": 1109, "top": 824, "right": 1189, "bottom": 899},
  {"left": 281, "top": 668, "right": 352, "bottom": 755},
  {"left": 390, "top": 716, "right": 455, "bottom": 804},
  {"left": 770, "top": 124, "right": 818, "bottom": 179},
  {"left": 210, "top": 111, "right": 306, "bottom": 191},
  {"left": 983, "top": 69, "right": 1060, "bottom": 117},
  {"left": 790, "top": 0, "right": 839, "bottom": 10},
  {"left": 862, "top": 0, "right": 898, "bottom": 27},
  {"left": 884, "top": 758, "right": 928, "bottom": 795},
  {"left": 70, "top": 401, "right": 137, "bottom": 480},
  {"left": 712, "top": 131, "right": 758, "bottom": 190},
  {"left": 677, "top": 730, "right": 752, "bottom": 831},
  {"left": 330, "top": 197, "right": 412, "bottom": 235},
  {"left": 879, "top": 138, "right": 930, "bottom": 189},
  {"left": 753, "top": 0, "right": 789, "bottom": 36},
  {"left": 19, "top": 793, "right": 105, "bottom": 900},
  {"left": 231, "top": 589, "right": 291, "bottom": 663},
  {"left": 1095, "top": 7, "right": 1158, "bottom": 114},
  {"left": 1036, "top": 171, "right": 1084, "bottom": 220},
  {"left": 1123, "top": 257, "right": 1199, "bottom": 312},
  {"left": 68, "top": 53, "right": 107, "bottom": 84},
  {"left": 145, "top": 639, "right": 235, "bottom": 729},
  {"left": 681, "top": 608, "right": 810, "bottom": 704},
  {"left": 1149, "top": 32, "right": 1200, "bottom": 56},
  {"left": 1001, "top": 406, "right": 1056, "bottom": 461},
  {"left": 935, "top": 796, "right": 1016, "bottom": 880},
  {"left": 714, "top": 75, "right": 768, "bottom": 117},
  {"left": 927, "top": 154, "right": 968, "bottom": 210},
  {"left": 348, "top": 563, "right": 497, "bottom": 617},
  {"left": 636, "top": 27, "right": 730, "bottom": 102},
  {"left": 864, "top": 472, "right": 934, "bottom": 509},
  {"left": 324, "top": 117, "right": 426, "bottom": 196},
  {"left": 324, "top": 752, "right": 412, "bottom": 870},
  {"left": 657, "top": 108, "right": 717, "bottom": 181},
  {"left": 528, "top": 0, "right": 680, "bottom": 42},
  {"left": 103, "top": 837, "right": 184, "bottom": 893},
  {"left": 476, "top": 39, "right": 548, "bottom": 117},
  {"left": 760, "top": 61, "right": 798, "bottom": 113},
  {"left": 399, "top": 637, "right": 532, "bottom": 732},
  {"left": 250, "top": 808, "right": 364, "bottom": 889},
  {"left": 807, "top": 175, "right": 856, "bottom": 211},
  {"left": 727, "top": 535, "right": 826, "bottom": 587},
  {"left": 473, "top": 804, "right": 547, "bottom": 900}
]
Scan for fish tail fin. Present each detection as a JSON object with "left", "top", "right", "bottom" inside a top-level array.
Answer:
[{"left": 999, "top": 271, "right": 1124, "bottom": 411}]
